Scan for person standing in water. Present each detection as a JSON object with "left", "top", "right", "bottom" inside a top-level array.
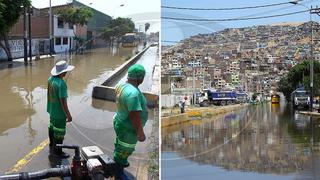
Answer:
[{"left": 47, "top": 60, "right": 74, "bottom": 158}]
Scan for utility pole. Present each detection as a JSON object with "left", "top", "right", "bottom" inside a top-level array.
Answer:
[
  {"left": 23, "top": 8, "right": 28, "bottom": 65},
  {"left": 28, "top": 6, "right": 32, "bottom": 62},
  {"left": 291, "top": 2, "right": 320, "bottom": 112},
  {"left": 309, "top": 6, "right": 320, "bottom": 111},
  {"left": 192, "top": 60, "right": 196, "bottom": 105},
  {"left": 310, "top": 18, "right": 314, "bottom": 112},
  {"left": 49, "top": 0, "right": 52, "bottom": 56},
  {"left": 202, "top": 64, "right": 205, "bottom": 89}
]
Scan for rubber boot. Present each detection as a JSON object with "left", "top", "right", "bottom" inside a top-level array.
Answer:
[
  {"left": 114, "top": 164, "right": 130, "bottom": 180},
  {"left": 54, "top": 147, "right": 70, "bottom": 158}
]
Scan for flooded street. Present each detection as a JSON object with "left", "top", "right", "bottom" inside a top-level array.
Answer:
[
  {"left": 162, "top": 103, "right": 320, "bottom": 180},
  {"left": 0, "top": 46, "right": 156, "bottom": 173}
]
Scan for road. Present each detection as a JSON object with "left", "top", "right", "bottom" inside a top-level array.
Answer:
[
  {"left": 162, "top": 102, "right": 320, "bottom": 180},
  {"left": 0, "top": 45, "right": 157, "bottom": 179}
]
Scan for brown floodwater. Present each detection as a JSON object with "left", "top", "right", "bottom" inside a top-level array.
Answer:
[{"left": 0, "top": 46, "right": 156, "bottom": 172}]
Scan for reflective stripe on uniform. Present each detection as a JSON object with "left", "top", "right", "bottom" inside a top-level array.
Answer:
[
  {"left": 49, "top": 122, "right": 66, "bottom": 140},
  {"left": 117, "top": 139, "right": 136, "bottom": 149}
]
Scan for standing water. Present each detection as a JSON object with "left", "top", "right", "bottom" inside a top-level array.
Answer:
[
  {"left": 0, "top": 46, "right": 153, "bottom": 172},
  {"left": 162, "top": 103, "right": 320, "bottom": 180}
]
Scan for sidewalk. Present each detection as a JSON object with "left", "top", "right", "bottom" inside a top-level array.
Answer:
[
  {"left": 0, "top": 61, "right": 24, "bottom": 70},
  {"left": 298, "top": 111, "right": 320, "bottom": 116},
  {"left": 162, "top": 104, "right": 249, "bottom": 127},
  {"left": 161, "top": 105, "right": 220, "bottom": 117},
  {"left": 0, "top": 54, "right": 55, "bottom": 70}
]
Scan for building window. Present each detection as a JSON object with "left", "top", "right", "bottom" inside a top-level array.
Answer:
[
  {"left": 55, "top": 37, "right": 61, "bottom": 45},
  {"left": 63, "top": 37, "right": 68, "bottom": 45},
  {"left": 58, "top": 18, "right": 64, "bottom": 28}
]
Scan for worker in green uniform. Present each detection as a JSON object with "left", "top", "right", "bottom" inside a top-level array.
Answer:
[
  {"left": 47, "top": 60, "right": 74, "bottom": 158},
  {"left": 113, "top": 64, "right": 148, "bottom": 180}
]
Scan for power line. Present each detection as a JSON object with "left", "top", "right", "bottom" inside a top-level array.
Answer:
[
  {"left": 161, "top": 0, "right": 303, "bottom": 11},
  {"left": 162, "top": 4, "right": 300, "bottom": 30},
  {"left": 162, "top": 0, "right": 316, "bottom": 29},
  {"left": 162, "top": 10, "right": 309, "bottom": 22}
]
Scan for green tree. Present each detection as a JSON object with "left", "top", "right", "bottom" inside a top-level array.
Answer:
[
  {"left": 279, "top": 61, "right": 320, "bottom": 101},
  {"left": 110, "top": 17, "right": 135, "bottom": 39},
  {"left": 173, "top": 76, "right": 182, "bottom": 83},
  {"left": 252, "top": 93, "right": 258, "bottom": 101},
  {"left": 101, "top": 17, "right": 135, "bottom": 45},
  {"left": 56, "top": 6, "right": 93, "bottom": 26},
  {"left": 0, "top": 0, "right": 31, "bottom": 61},
  {"left": 101, "top": 27, "right": 115, "bottom": 43}
]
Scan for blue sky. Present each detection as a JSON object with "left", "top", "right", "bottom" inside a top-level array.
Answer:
[{"left": 162, "top": 0, "right": 320, "bottom": 45}]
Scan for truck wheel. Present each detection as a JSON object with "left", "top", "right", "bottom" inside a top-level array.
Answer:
[
  {"left": 226, "top": 100, "right": 232, "bottom": 105},
  {"left": 202, "top": 100, "right": 209, "bottom": 107},
  {"left": 221, "top": 101, "right": 226, "bottom": 106}
]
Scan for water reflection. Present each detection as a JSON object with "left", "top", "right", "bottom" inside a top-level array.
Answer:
[{"left": 162, "top": 103, "right": 320, "bottom": 178}]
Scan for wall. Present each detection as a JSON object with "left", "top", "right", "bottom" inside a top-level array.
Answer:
[
  {"left": 92, "top": 86, "right": 158, "bottom": 108},
  {"left": 0, "top": 39, "right": 49, "bottom": 61},
  {"left": 9, "top": 13, "right": 49, "bottom": 39},
  {"left": 161, "top": 94, "right": 191, "bottom": 108}
]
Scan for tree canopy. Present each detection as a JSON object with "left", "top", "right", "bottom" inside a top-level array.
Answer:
[
  {"left": 101, "top": 17, "right": 135, "bottom": 42},
  {"left": 0, "top": 0, "right": 31, "bottom": 60},
  {"left": 278, "top": 60, "right": 320, "bottom": 101},
  {"left": 56, "top": 6, "right": 93, "bottom": 26},
  {"left": 0, "top": 0, "right": 31, "bottom": 34}
]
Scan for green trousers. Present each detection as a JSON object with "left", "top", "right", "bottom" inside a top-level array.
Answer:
[
  {"left": 48, "top": 117, "right": 66, "bottom": 141},
  {"left": 113, "top": 120, "right": 137, "bottom": 166}
]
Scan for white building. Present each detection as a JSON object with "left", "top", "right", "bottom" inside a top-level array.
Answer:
[
  {"left": 53, "top": 15, "right": 75, "bottom": 53},
  {"left": 171, "top": 57, "right": 182, "bottom": 68},
  {"left": 188, "top": 60, "right": 202, "bottom": 67},
  {"left": 266, "top": 54, "right": 277, "bottom": 64}
]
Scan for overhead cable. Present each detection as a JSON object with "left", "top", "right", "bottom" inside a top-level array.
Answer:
[
  {"left": 162, "top": 10, "right": 309, "bottom": 22},
  {"left": 161, "top": 0, "right": 303, "bottom": 11}
]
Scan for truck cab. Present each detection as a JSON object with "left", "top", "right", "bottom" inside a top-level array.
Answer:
[{"left": 291, "top": 87, "right": 310, "bottom": 109}]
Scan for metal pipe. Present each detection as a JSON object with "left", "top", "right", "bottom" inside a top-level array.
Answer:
[
  {"left": 0, "top": 166, "right": 71, "bottom": 179},
  {"left": 55, "top": 145, "right": 81, "bottom": 160}
]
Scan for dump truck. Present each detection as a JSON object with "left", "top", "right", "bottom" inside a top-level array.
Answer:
[{"left": 199, "top": 89, "right": 238, "bottom": 106}]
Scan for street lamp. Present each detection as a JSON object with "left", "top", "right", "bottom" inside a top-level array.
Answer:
[{"left": 290, "top": 1, "right": 314, "bottom": 111}]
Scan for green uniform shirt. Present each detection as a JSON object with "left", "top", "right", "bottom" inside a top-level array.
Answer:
[
  {"left": 114, "top": 83, "right": 148, "bottom": 130},
  {"left": 47, "top": 76, "right": 68, "bottom": 121}
]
